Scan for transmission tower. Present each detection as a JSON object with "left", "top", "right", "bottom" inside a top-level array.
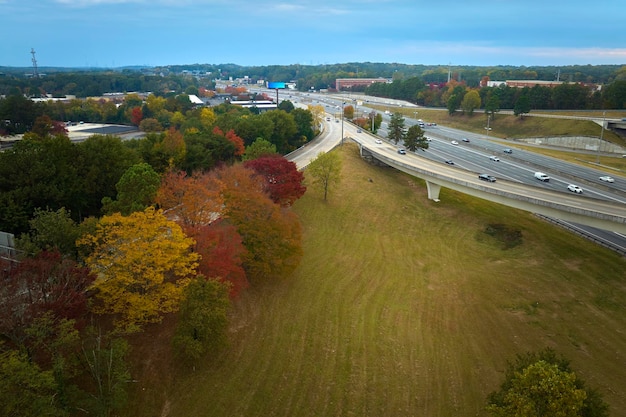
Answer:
[{"left": 31, "top": 48, "right": 39, "bottom": 78}]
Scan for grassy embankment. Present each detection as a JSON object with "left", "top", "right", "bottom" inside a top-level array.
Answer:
[{"left": 132, "top": 143, "right": 626, "bottom": 417}]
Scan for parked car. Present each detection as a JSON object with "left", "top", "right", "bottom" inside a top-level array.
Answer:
[
  {"left": 462, "top": 138, "right": 470, "bottom": 142},
  {"left": 451, "top": 140, "right": 459, "bottom": 145},
  {"left": 478, "top": 174, "right": 496, "bottom": 182},
  {"left": 397, "top": 149, "right": 406, "bottom": 155},
  {"left": 567, "top": 184, "right": 583, "bottom": 194},
  {"left": 445, "top": 159, "right": 454, "bottom": 165},
  {"left": 489, "top": 156, "right": 500, "bottom": 162},
  {"left": 599, "top": 175, "right": 615, "bottom": 183}
]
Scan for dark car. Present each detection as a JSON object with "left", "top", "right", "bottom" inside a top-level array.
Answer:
[
  {"left": 445, "top": 159, "right": 454, "bottom": 165},
  {"left": 478, "top": 174, "right": 496, "bottom": 182},
  {"left": 503, "top": 148, "right": 513, "bottom": 154},
  {"left": 462, "top": 137, "right": 470, "bottom": 142},
  {"left": 397, "top": 149, "right": 406, "bottom": 155}
]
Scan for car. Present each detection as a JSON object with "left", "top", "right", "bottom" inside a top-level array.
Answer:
[
  {"left": 599, "top": 175, "right": 615, "bottom": 183},
  {"left": 356, "top": 128, "right": 362, "bottom": 133},
  {"left": 326, "top": 117, "right": 330, "bottom": 121},
  {"left": 503, "top": 148, "right": 513, "bottom": 154},
  {"left": 375, "top": 139, "right": 382, "bottom": 144},
  {"left": 335, "top": 119, "right": 339, "bottom": 123},
  {"left": 451, "top": 140, "right": 459, "bottom": 145},
  {"left": 397, "top": 149, "right": 406, "bottom": 155},
  {"left": 567, "top": 184, "right": 583, "bottom": 194},
  {"left": 489, "top": 156, "right": 500, "bottom": 162},
  {"left": 462, "top": 138, "right": 470, "bottom": 142},
  {"left": 445, "top": 159, "right": 454, "bottom": 165},
  {"left": 534, "top": 172, "right": 550, "bottom": 182},
  {"left": 478, "top": 174, "right": 496, "bottom": 182}
]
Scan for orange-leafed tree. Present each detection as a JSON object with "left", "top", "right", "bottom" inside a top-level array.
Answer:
[
  {"left": 213, "top": 165, "right": 303, "bottom": 282},
  {"left": 192, "top": 220, "right": 248, "bottom": 298},
  {"left": 156, "top": 168, "right": 225, "bottom": 229},
  {"left": 213, "top": 126, "right": 245, "bottom": 157},
  {"left": 244, "top": 155, "right": 306, "bottom": 207},
  {"left": 77, "top": 207, "right": 199, "bottom": 332}
]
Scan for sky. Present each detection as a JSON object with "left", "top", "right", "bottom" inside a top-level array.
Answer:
[{"left": 1, "top": 0, "right": 626, "bottom": 69}]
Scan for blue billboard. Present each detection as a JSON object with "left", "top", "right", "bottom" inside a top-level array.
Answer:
[{"left": 267, "top": 82, "right": 286, "bottom": 89}]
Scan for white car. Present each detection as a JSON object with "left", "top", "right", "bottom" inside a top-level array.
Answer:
[
  {"left": 599, "top": 176, "right": 615, "bottom": 183},
  {"left": 451, "top": 140, "right": 459, "bottom": 145},
  {"left": 375, "top": 139, "right": 382, "bottom": 144},
  {"left": 567, "top": 184, "right": 583, "bottom": 194},
  {"left": 489, "top": 156, "right": 500, "bottom": 162}
]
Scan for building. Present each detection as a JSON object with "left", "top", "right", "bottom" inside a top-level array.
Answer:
[{"left": 335, "top": 78, "right": 391, "bottom": 91}]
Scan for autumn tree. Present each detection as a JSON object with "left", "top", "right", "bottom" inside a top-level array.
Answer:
[
  {"left": 307, "top": 103, "right": 325, "bottom": 134},
  {"left": 343, "top": 104, "right": 354, "bottom": 120},
  {"left": 173, "top": 277, "right": 231, "bottom": 362},
  {"left": 78, "top": 207, "right": 199, "bottom": 332},
  {"left": 487, "top": 349, "right": 609, "bottom": 417},
  {"left": 130, "top": 106, "right": 143, "bottom": 126},
  {"left": 461, "top": 90, "right": 481, "bottom": 115},
  {"left": 213, "top": 165, "right": 303, "bottom": 282},
  {"left": 156, "top": 169, "right": 224, "bottom": 229},
  {"left": 244, "top": 155, "right": 306, "bottom": 207},
  {"left": 306, "top": 151, "right": 342, "bottom": 201},
  {"left": 192, "top": 221, "right": 248, "bottom": 298},
  {"left": 0, "top": 251, "right": 95, "bottom": 348},
  {"left": 213, "top": 126, "right": 245, "bottom": 157}
]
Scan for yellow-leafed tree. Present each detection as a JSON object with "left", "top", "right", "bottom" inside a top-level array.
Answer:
[{"left": 78, "top": 207, "right": 199, "bottom": 332}]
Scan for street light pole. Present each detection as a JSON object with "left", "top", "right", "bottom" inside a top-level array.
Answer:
[{"left": 341, "top": 101, "right": 345, "bottom": 145}]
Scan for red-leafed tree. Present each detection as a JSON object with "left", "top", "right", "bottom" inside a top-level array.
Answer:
[
  {"left": 244, "top": 155, "right": 306, "bottom": 207},
  {"left": 192, "top": 220, "right": 248, "bottom": 298},
  {"left": 213, "top": 126, "right": 245, "bottom": 157},
  {"left": 130, "top": 106, "right": 143, "bottom": 126},
  {"left": 0, "top": 250, "right": 95, "bottom": 347}
]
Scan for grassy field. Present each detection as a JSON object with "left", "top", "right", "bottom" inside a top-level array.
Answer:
[{"left": 123, "top": 143, "right": 626, "bottom": 417}]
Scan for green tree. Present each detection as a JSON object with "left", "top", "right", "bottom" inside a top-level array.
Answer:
[
  {"left": 0, "top": 350, "right": 66, "bottom": 417},
  {"left": 243, "top": 138, "right": 278, "bottom": 161},
  {"left": 173, "top": 277, "right": 231, "bottom": 362},
  {"left": 101, "top": 162, "right": 160, "bottom": 216},
  {"left": 387, "top": 112, "right": 406, "bottom": 144},
  {"left": 16, "top": 207, "right": 81, "bottom": 258},
  {"left": 514, "top": 94, "right": 532, "bottom": 118},
  {"left": 403, "top": 125, "right": 429, "bottom": 153},
  {"left": 485, "top": 94, "right": 501, "bottom": 119},
  {"left": 487, "top": 349, "right": 609, "bottom": 417},
  {"left": 306, "top": 151, "right": 342, "bottom": 201},
  {"left": 461, "top": 90, "right": 481, "bottom": 115}
]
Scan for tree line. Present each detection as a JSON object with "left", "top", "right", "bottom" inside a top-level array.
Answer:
[{"left": 0, "top": 92, "right": 318, "bottom": 415}]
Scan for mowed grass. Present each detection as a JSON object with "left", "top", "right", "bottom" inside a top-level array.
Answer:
[{"left": 159, "top": 143, "right": 626, "bottom": 417}]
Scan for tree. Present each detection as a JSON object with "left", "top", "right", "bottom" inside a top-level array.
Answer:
[
  {"left": 156, "top": 169, "right": 224, "bottom": 229},
  {"left": 343, "top": 104, "right": 354, "bottom": 120},
  {"left": 485, "top": 94, "right": 501, "bottom": 119},
  {"left": 514, "top": 94, "right": 531, "bottom": 118},
  {"left": 129, "top": 106, "right": 143, "bottom": 126},
  {"left": 0, "top": 350, "right": 66, "bottom": 417},
  {"left": 461, "top": 90, "right": 481, "bottom": 115},
  {"left": 101, "top": 162, "right": 160, "bottom": 216},
  {"left": 213, "top": 165, "right": 303, "bottom": 282},
  {"left": 306, "top": 151, "right": 341, "bottom": 201},
  {"left": 487, "top": 349, "right": 609, "bottom": 417},
  {"left": 403, "top": 125, "right": 429, "bottom": 153},
  {"left": 191, "top": 221, "right": 248, "bottom": 298},
  {"left": 278, "top": 100, "right": 295, "bottom": 112},
  {"left": 242, "top": 138, "right": 278, "bottom": 161},
  {"left": 16, "top": 207, "right": 81, "bottom": 258},
  {"left": 387, "top": 112, "right": 406, "bottom": 144},
  {"left": 78, "top": 207, "right": 199, "bottom": 332},
  {"left": 244, "top": 155, "right": 306, "bottom": 207},
  {"left": 173, "top": 277, "right": 230, "bottom": 362}
]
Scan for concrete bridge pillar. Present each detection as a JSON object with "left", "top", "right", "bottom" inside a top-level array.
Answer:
[{"left": 426, "top": 181, "right": 441, "bottom": 202}]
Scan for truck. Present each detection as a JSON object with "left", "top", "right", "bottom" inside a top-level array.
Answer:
[{"left": 534, "top": 172, "right": 550, "bottom": 182}]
